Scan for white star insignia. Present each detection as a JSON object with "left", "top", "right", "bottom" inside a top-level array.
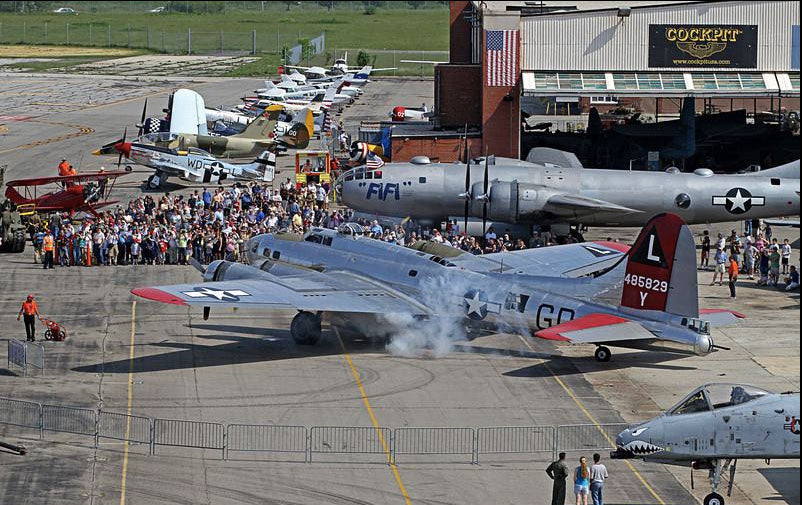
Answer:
[
  {"left": 465, "top": 292, "right": 486, "bottom": 317},
  {"left": 184, "top": 287, "right": 249, "bottom": 301},
  {"left": 727, "top": 189, "right": 750, "bottom": 212}
]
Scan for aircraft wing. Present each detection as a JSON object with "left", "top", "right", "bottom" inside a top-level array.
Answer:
[
  {"left": 534, "top": 313, "right": 656, "bottom": 343},
  {"left": 699, "top": 308, "right": 746, "bottom": 326},
  {"left": 6, "top": 171, "right": 129, "bottom": 187},
  {"left": 169, "top": 89, "right": 208, "bottom": 136},
  {"left": 452, "top": 241, "right": 629, "bottom": 278},
  {"left": 545, "top": 194, "right": 643, "bottom": 215},
  {"left": 132, "top": 270, "right": 430, "bottom": 315}
]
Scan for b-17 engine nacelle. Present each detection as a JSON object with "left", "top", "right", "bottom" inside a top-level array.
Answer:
[{"left": 470, "top": 181, "right": 555, "bottom": 223}]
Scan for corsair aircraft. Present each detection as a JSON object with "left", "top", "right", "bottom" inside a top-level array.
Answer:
[
  {"left": 612, "top": 384, "right": 800, "bottom": 505},
  {"left": 133, "top": 213, "right": 741, "bottom": 362}
]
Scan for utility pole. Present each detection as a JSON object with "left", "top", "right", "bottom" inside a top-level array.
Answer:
[{"left": 187, "top": 27, "right": 191, "bottom": 55}]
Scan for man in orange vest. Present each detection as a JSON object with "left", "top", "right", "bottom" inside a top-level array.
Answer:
[
  {"left": 42, "top": 231, "right": 55, "bottom": 269},
  {"left": 17, "top": 294, "right": 41, "bottom": 342},
  {"left": 58, "top": 159, "right": 70, "bottom": 176}
]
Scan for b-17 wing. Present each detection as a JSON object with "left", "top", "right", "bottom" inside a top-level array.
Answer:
[
  {"left": 132, "top": 270, "right": 430, "bottom": 315},
  {"left": 451, "top": 241, "right": 629, "bottom": 278},
  {"left": 535, "top": 313, "right": 656, "bottom": 343}
]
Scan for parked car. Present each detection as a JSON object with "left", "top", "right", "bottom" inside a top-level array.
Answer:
[
  {"left": 52, "top": 7, "right": 78, "bottom": 14},
  {"left": 148, "top": 6, "right": 166, "bottom": 13}
]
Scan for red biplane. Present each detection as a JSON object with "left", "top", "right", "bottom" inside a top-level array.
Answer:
[{"left": 4, "top": 171, "right": 130, "bottom": 218}]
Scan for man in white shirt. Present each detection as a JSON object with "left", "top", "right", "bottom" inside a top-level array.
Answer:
[{"left": 589, "top": 453, "right": 608, "bottom": 505}]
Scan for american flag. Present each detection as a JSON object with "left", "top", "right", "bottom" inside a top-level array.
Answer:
[
  {"left": 366, "top": 152, "right": 385, "bottom": 170},
  {"left": 485, "top": 30, "right": 519, "bottom": 87}
]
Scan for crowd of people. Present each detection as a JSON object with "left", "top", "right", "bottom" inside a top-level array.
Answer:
[{"left": 700, "top": 227, "right": 798, "bottom": 297}]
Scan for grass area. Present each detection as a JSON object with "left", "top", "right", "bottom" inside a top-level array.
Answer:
[
  {"left": 0, "top": 8, "right": 449, "bottom": 55},
  {"left": 0, "top": 54, "right": 143, "bottom": 72}
]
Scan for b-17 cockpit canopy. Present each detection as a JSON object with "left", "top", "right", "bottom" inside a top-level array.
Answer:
[{"left": 667, "top": 383, "right": 771, "bottom": 416}]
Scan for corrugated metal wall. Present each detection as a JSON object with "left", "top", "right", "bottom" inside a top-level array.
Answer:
[{"left": 521, "top": 1, "right": 798, "bottom": 71}]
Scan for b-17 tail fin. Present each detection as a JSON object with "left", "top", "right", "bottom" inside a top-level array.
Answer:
[{"left": 620, "top": 213, "right": 698, "bottom": 318}]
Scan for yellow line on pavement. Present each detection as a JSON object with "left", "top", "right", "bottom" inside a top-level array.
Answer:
[
  {"left": 517, "top": 336, "right": 666, "bottom": 505},
  {"left": 335, "top": 330, "right": 413, "bottom": 505},
  {"left": 119, "top": 300, "right": 136, "bottom": 505}
]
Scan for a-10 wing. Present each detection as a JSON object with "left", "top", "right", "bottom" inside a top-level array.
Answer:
[{"left": 132, "top": 269, "right": 431, "bottom": 316}]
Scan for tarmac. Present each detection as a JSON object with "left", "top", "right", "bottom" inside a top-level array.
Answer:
[{"left": 0, "top": 74, "right": 798, "bottom": 505}]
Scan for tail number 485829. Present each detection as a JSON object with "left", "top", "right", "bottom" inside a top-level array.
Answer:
[{"left": 624, "top": 274, "right": 668, "bottom": 293}]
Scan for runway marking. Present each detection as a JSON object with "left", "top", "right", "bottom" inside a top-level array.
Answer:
[
  {"left": 335, "top": 329, "right": 413, "bottom": 505},
  {"left": 516, "top": 336, "right": 666, "bottom": 505},
  {"left": 0, "top": 119, "right": 95, "bottom": 154},
  {"left": 119, "top": 300, "right": 137, "bottom": 505}
]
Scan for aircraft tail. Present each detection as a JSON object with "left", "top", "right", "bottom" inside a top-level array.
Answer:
[
  {"left": 354, "top": 66, "right": 371, "bottom": 80},
  {"left": 236, "top": 116, "right": 277, "bottom": 140},
  {"left": 322, "top": 84, "right": 338, "bottom": 103},
  {"left": 255, "top": 148, "right": 276, "bottom": 182},
  {"left": 280, "top": 122, "right": 311, "bottom": 149},
  {"left": 298, "top": 107, "right": 314, "bottom": 138},
  {"left": 619, "top": 213, "right": 698, "bottom": 318},
  {"left": 280, "top": 74, "right": 295, "bottom": 87},
  {"left": 4, "top": 185, "right": 31, "bottom": 206}
]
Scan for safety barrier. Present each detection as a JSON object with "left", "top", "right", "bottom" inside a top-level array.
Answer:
[
  {"left": 556, "top": 424, "right": 628, "bottom": 453},
  {"left": 42, "top": 404, "right": 96, "bottom": 437},
  {"left": 0, "top": 398, "right": 41, "bottom": 432},
  {"left": 98, "top": 411, "right": 152, "bottom": 446},
  {"left": 476, "top": 426, "right": 556, "bottom": 463},
  {"left": 7, "top": 339, "right": 45, "bottom": 376},
  {"left": 225, "top": 424, "right": 307, "bottom": 460},
  {"left": 153, "top": 418, "right": 225, "bottom": 457},
  {"left": 309, "top": 426, "right": 391, "bottom": 462},
  {"left": 393, "top": 427, "right": 476, "bottom": 464},
  {"left": 0, "top": 397, "right": 632, "bottom": 463}
]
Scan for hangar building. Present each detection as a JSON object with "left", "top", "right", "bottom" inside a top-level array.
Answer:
[{"left": 399, "top": 0, "right": 800, "bottom": 165}]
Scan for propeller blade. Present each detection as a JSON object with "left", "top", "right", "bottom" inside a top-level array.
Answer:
[
  {"left": 138, "top": 98, "right": 148, "bottom": 137},
  {"left": 117, "top": 152, "right": 123, "bottom": 167},
  {"left": 463, "top": 124, "right": 470, "bottom": 235},
  {"left": 203, "top": 306, "right": 210, "bottom": 321},
  {"left": 189, "top": 257, "right": 206, "bottom": 274},
  {"left": 482, "top": 155, "right": 489, "bottom": 237}
]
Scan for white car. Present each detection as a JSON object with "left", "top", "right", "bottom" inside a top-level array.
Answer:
[
  {"left": 148, "top": 6, "right": 166, "bottom": 13},
  {"left": 52, "top": 7, "right": 77, "bottom": 14}
]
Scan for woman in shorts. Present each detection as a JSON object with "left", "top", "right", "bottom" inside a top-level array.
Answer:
[{"left": 574, "top": 456, "right": 591, "bottom": 505}]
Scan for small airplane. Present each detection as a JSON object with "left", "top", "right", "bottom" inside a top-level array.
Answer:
[
  {"left": 240, "top": 82, "right": 344, "bottom": 114},
  {"left": 135, "top": 93, "right": 310, "bottom": 158},
  {"left": 132, "top": 213, "right": 741, "bottom": 363},
  {"left": 611, "top": 383, "right": 800, "bottom": 505},
  {"left": 348, "top": 129, "right": 392, "bottom": 163},
  {"left": 338, "top": 144, "right": 800, "bottom": 239},
  {"left": 4, "top": 171, "right": 129, "bottom": 218},
  {"left": 93, "top": 135, "right": 276, "bottom": 189},
  {"left": 390, "top": 104, "right": 433, "bottom": 122}
]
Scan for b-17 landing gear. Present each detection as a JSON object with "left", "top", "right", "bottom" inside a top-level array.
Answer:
[
  {"left": 594, "top": 345, "right": 611, "bottom": 362},
  {"left": 291, "top": 311, "right": 321, "bottom": 345}
]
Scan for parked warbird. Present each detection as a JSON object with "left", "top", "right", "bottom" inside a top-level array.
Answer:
[
  {"left": 132, "top": 213, "right": 742, "bottom": 362},
  {"left": 612, "top": 384, "right": 800, "bottom": 505},
  {"left": 338, "top": 147, "right": 800, "bottom": 238}
]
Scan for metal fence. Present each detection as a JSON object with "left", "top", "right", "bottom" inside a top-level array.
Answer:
[
  {"left": 0, "top": 397, "right": 629, "bottom": 464},
  {"left": 7, "top": 340, "right": 44, "bottom": 376}
]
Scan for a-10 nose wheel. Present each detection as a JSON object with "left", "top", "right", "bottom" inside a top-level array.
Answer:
[
  {"left": 594, "top": 345, "right": 612, "bottom": 362},
  {"left": 291, "top": 311, "right": 321, "bottom": 345},
  {"left": 704, "top": 492, "right": 725, "bottom": 505}
]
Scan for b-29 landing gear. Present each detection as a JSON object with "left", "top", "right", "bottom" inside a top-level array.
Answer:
[{"left": 291, "top": 311, "right": 321, "bottom": 345}]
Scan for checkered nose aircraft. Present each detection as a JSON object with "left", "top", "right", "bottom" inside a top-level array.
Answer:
[
  {"left": 612, "top": 384, "right": 800, "bottom": 505},
  {"left": 133, "top": 213, "right": 744, "bottom": 363}
]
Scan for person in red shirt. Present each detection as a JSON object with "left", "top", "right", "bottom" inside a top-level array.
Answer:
[
  {"left": 728, "top": 257, "right": 739, "bottom": 299},
  {"left": 17, "top": 294, "right": 41, "bottom": 342},
  {"left": 57, "top": 159, "right": 70, "bottom": 176}
]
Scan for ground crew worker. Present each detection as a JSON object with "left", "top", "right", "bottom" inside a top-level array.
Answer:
[
  {"left": 42, "top": 231, "right": 55, "bottom": 269},
  {"left": 58, "top": 159, "right": 70, "bottom": 176},
  {"left": 66, "top": 165, "right": 78, "bottom": 176},
  {"left": 546, "top": 452, "right": 569, "bottom": 505},
  {"left": 17, "top": 295, "right": 41, "bottom": 342}
]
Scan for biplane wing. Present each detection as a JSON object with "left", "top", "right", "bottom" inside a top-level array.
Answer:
[{"left": 5, "top": 171, "right": 130, "bottom": 188}]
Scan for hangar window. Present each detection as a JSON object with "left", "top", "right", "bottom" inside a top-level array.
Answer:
[
  {"left": 789, "top": 74, "right": 800, "bottom": 90},
  {"left": 558, "top": 73, "right": 582, "bottom": 89},
  {"left": 534, "top": 72, "right": 559, "bottom": 89},
  {"left": 636, "top": 73, "right": 662, "bottom": 90},
  {"left": 582, "top": 73, "right": 607, "bottom": 90},
  {"left": 739, "top": 73, "right": 766, "bottom": 89},
  {"left": 692, "top": 74, "right": 718, "bottom": 90},
  {"left": 715, "top": 73, "right": 742, "bottom": 90},
  {"left": 590, "top": 96, "right": 618, "bottom": 104},
  {"left": 613, "top": 73, "right": 638, "bottom": 90},
  {"left": 661, "top": 73, "right": 686, "bottom": 89}
]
